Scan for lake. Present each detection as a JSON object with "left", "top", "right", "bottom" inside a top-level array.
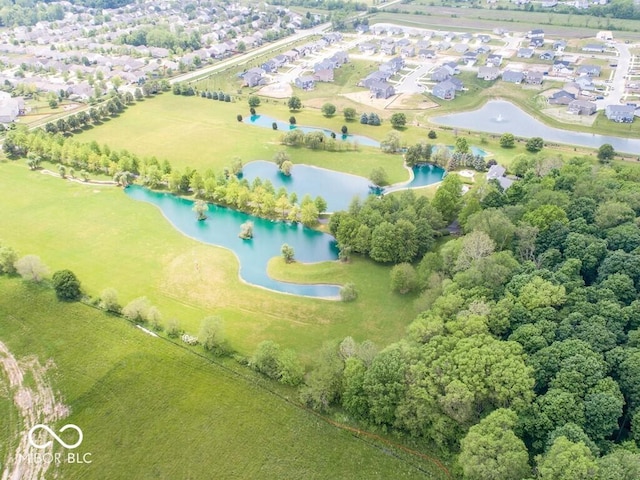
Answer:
[
  {"left": 242, "top": 160, "right": 446, "bottom": 212},
  {"left": 244, "top": 114, "right": 381, "bottom": 148},
  {"left": 124, "top": 185, "right": 341, "bottom": 299},
  {"left": 432, "top": 100, "right": 640, "bottom": 154}
]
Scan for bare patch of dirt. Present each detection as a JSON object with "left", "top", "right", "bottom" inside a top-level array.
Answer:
[
  {"left": 386, "top": 93, "right": 439, "bottom": 110},
  {"left": 0, "top": 342, "right": 69, "bottom": 480},
  {"left": 339, "top": 91, "right": 393, "bottom": 111},
  {"left": 257, "top": 82, "right": 292, "bottom": 99}
]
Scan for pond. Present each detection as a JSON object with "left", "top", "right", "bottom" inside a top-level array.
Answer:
[
  {"left": 242, "top": 161, "right": 446, "bottom": 212},
  {"left": 432, "top": 100, "right": 640, "bottom": 154},
  {"left": 124, "top": 185, "right": 341, "bottom": 299},
  {"left": 243, "top": 114, "right": 381, "bottom": 148}
]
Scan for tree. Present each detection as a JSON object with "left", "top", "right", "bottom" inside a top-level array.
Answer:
[
  {"left": 52, "top": 270, "right": 82, "bottom": 301},
  {"left": 251, "top": 340, "right": 282, "bottom": 379},
  {"left": 459, "top": 409, "right": 531, "bottom": 480},
  {"left": 0, "top": 245, "right": 17, "bottom": 275},
  {"left": 432, "top": 174, "right": 463, "bottom": 222},
  {"left": 390, "top": 112, "right": 407, "bottom": 128},
  {"left": 281, "top": 244, "right": 295, "bottom": 263},
  {"left": 380, "top": 131, "right": 401, "bottom": 153},
  {"left": 500, "top": 132, "right": 515, "bottom": 148},
  {"left": 428, "top": 129, "right": 437, "bottom": 139},
  {"left": 231, "top": 158, "right": 243, "bottom": 176},
  {"left": 289, "top": 116, "right": 296, "bottom": 125},
  {"left": 455, "top": 136, "right": 470, "bottom": 154},
  {"left": 301, "top": 202, "right": 319, "bottom": 227},
  {"left": 192, "top": 199, "right": 208, "bottom": 221},
  {"left": 238, "top": 221, "right": 254, "bottom": 239},
  {"left": 287, "top": 96, "right": 302, "bottom": 111},
  {"left": 321, "top": 103, "right": 336, "bottom": 117},
  {"left": 390, "top": 263, "right": 418, "bottom": 294},
  {"left": 14, "top": 255, "right": 48, "bottom": 283},
  {"left": 314, "top": 196, "right": 327, "bottom": 214},
  {"left": 536, "top": 436, "right": 599, "bottom": 480},
  {"left": 99, "top": 288, "right": 120, "bottom": 313},
  {"left": 280, "top": 160, "right": 293, "bottom": 176},
  {"left": 236, "top": 114, "right": 243, "bottom": 122},
  {"left": 369, "top": 167, "right": 388, "bottom": 187},
  {"left": 525, "top": 137, "right": 544, "bottom": 152},
  {"left": 237, "top": 41, "right": 246, "bottom": 53},
  {"left": 273, "top": 150, "right": 290, "bottom": 167},
  {"left": 343, "top": 107, "right": 357, "bottom": 121},
  {"left": 248, "top": 95, "right": 261, "bottom": 108},
  {"left": 341, "top": 125, "right": 348, "bottom": 134},
  {"left": 597, "top": 143, "right": 615, "bottom": 163},
  {"left": 340, "top": 283, "right": 358, "bottom": 301},
  {"left": 198, "top": 316, "right": 227, "bottom": 354},
  {"left": 122, "top": 297, "right": 151, "bottom": 323}
]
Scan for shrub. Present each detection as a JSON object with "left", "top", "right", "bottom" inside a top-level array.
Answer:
[
  {"left": 52, "top": 269, "right": 82, "bottom": 301},
  {"left": 237, "top": 114, "right": 243, "bottom": 122},
  {"left": 166, "top": 318, "right": 182, "bottom": 338},
  {"left": 340, "top": 283, "right": 358, "bottom": 301},
  {"left": 390, "top": 263, "right": 418, "bottom": 294}
]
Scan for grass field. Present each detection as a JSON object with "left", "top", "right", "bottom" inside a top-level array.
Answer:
[
  {"left": 0, "top": 161, "right": 419, "bottom": 362},
  {"left": 73, "top": 94, "right": 411, "bottom": 184},
  {"left": 0, "top": 278, "right": 447, "bottom": 479}
]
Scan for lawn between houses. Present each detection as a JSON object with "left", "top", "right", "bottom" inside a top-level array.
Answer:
[
  {"left": 0, "top": 162, "right": 417, "bottom": 362},
  {"left": 0, "top": 278, "right": 445, "bottom": 479}
]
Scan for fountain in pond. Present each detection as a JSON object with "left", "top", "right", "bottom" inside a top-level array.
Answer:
[{"left": 494, "top": 113, "right": 505, "bottom": 123}]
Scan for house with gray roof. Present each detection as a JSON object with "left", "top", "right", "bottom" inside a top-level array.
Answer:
[
  {"left": 549, "top": 90, "right": 576, "bottom": 105},
  {"left": 487, "top": 164, "right": 514, "bottom": 190},
  {"left": 369, "top": 81, "right": 395, "bottom": 99},
  {"left": 295, "top": 75, "right": 315, "bottom": 90},
  {"left": 502, "top": 70, "right": 524, "bottom": 84},
  {"left": 477, "top": 66, "right": 500, "bottom": 81},
  {"left": 517, "top": 48, "right": 534, "bottom": 59},
  {"left": 432, "top": 80, "right": 458, "bottom": 100},
  {"left": 431, "top": 67, "right": 451, "bottom": 82},
  {"left": 577, "top": 65, "right": 601, "bottom": 77},
  {"left": 567, "top": 100, "right": 597, "bottom": 115},
  {"left": 583, "top": 43, "right": 605, "bottom": 53},
  {"left": 605, "top": 104, "right": 635, "bottom": 122}
]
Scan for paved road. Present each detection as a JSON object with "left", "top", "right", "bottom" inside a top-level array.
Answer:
[{"left": 596, "top": 42, "right": 632, "bottom": 109}]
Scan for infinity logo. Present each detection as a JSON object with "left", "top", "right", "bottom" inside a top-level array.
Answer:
[{"left": 27, "top": 424, "right": 83, "bottom": 450}]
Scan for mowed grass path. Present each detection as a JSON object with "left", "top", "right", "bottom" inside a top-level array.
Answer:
[
  {"left": 75, "top": 94, "right": 411, "bottom": 184},
  {"left": 0, "top": 279, "right": 440, "bottom": 479},
  {"left": 0, "top": 162, "right": 417, "bottom": 361}
]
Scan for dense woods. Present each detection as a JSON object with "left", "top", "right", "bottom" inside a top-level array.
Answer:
[{"left": 301, "top": 155, "right": 640, "bottom": 477}]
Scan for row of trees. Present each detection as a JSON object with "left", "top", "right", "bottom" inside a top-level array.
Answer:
[{"left": 280, "top": 129, "right": 359, "bottom": 152}]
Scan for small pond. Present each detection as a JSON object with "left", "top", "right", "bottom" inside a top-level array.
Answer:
[
  {"left": 124, "top": 185, "right": 341, "bottom": 298},
  {"left": 242, "top": 161, "right": 446, "bottom": 212},
  {"left": 432, "top": 100, "right": 640, "bottom": 154},
  {"left": 244, "top": 114, "right": 381, "bottom": 148}
]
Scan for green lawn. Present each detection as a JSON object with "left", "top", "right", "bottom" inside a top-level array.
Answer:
[
  {"left": 72, "top": 94, "right": 411, "bottom": 184},
  {"left": 0, "top": 162, "right": 418, "bottom": 362},
  {"left": 0, "top": 278, "right": 445, "bottom": 479}
]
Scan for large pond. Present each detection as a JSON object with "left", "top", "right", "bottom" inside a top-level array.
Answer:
[
  {"left": 244, "top": 114, "right": 381, "bottom": 148},
  {"left": 124, "top": 185, "right": 341, "bottom": 298},
  {"left": 242, "top": 160, "right": 446, "bottom": 212},
  {"left": 432, "top": 100, "right": 640, "bottom": 154}
]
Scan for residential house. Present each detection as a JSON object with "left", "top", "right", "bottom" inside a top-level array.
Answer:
[
  {"left": 261, "top": 59, "right": 277, "bottom": 73},
  {"left": 577, "top": 64, "right": 601, "bottom": 77},
  {"left": 282, "top": 50, "right": 299, "bottom": 63},
  {"left": 432, "top": 80, "right": 458, "bottom": 100},
  {"left": 517, "top": 48, "right": 534, "bottom": 58},
  {"left": 330, "top": 51, "right": 349, "bottom": 66},
  {"left": 553, "top": 40, "right": 567, "bottom": 52},
  {"left": 437, "top": 41, "right": 451, "bottom": 51},
  {"left": 525, "top": 71, "right": 544, "bottom": 84},
  {"left": 539, "top": 51, "right": 555, "bottom": 60},
  {"left": 486, "top": 54, "right": 502, "bottom": 67},
  {"left": 487, "top": 164, "right": 514, "bottom": 190},
  {"left": 478, "top": 34, "right": 491, "bottom": 43},
  {"left": 274, "top": 55, "right": 288, "bottom": 67},
  {"left": 380, "top": 38, "right": 396, "bottom": 55},
  {"left": 314, "top": 69, "right": 334, "bottom": 82},
  {"left": 477, "top": 66, "right": 500, "bottom": 81},
  {"left": 502, "top": 70, "right": 525, "bottom": 84},
  {"left": 605, "top": 104, "right": 635, "bottom": 122},
  {"left": 380, "top": 57, "right": 405, "bottom": 74},
  {"left": 454, "top": 44, "right": 468, "bottom": 54},
  {"left": 294, "top": 75, "right": 315, "bottom": 90},
  {"left": 549, "top": 90, "right": 576, "bottom": 105},
  {"left": 313, "top": 59, "right": 334, "bottom": 72},
  {"left": 449, "top": 77, "right": 464, "bottom": 91},
  {"left": 322, "top": 32, "right": 342, "bottom": 44},
  {"left": 476, "top": 45, "right": 492, "bottom": 55},
  {"left": 527, "top": 29, "right": 545, "bottom": 39},
  {"left": 596, "top": 30, "right": 613, "bottom": 41},
  {"left": 575, "top": 76, "right": 596, "bottom": 90},
  {"left": 431, "top": 66, "right": 451, "bottom": 82},
  {"left": 443, "top": 61, "right": 460, "bottom": 74},
  {"left": 397, "top": 38, "right": 411, "bottom": 47},
  {"left": 359, "top": 42, "right": 377, "bottom": 54},
  {"left": 530, "top": 38, "right": 545, "bottom": 48},
  {"left": 567, "top": 100, "right": 597, "bottom": 115},
  {"left": 243, "top": 68, "right": 266, "bottom": 87},
  {"left": 463, "top": 51, "right": 478, "bottom": 64},
  {"left": 0, "top": 94, "right": 23, "bottom": 123},
  {"left": 552, "top": 60, "right": 573, "bottom": 73},
  {"left": 401, "top": 46, "right": 416, "bottom": 58},
  {"left": 369, "top": 80, "right": 395, "bottom": 99},
  {"left": 582, "top": 43, "right": 605, "bottom": 53},
  {"left": 419, "top": 49, "right": 436, "bottom": 59},
  {"left": 361, "top": 70, "right": 392, "bottom": 87}
]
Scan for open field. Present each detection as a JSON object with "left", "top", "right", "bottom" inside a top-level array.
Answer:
[
  {"left": 73, "top": 94, "right": 411, "bottom": 184},
  {"left": 0, "top": 162, "right": 419, "bottom": 362},
  {"left": 0, "top": 278, "right": 446, "bottom": 479}
]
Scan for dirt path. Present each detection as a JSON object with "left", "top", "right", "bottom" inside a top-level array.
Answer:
[
  {"left": 39, "top": 169, "right": 117, "bottom": 186},
  {"left": 0, "top": 341, "right": 69, "bottom": 480}
]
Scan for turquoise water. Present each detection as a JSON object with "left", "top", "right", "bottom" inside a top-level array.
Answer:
[
  {"left": 242, "top": 161, "right": 446, "bottom": 211},
  {"left": 385, "top": 163, "right": 446, "bottom": 193},
  {"left": 244, "top": 114, "right": 381, "bottom": 148},
  {"left": 447, "top": 145, "right": 487, "bottom": 157},
  {"left": 124, "top": 185, "right": 341, "bottom": 298}
]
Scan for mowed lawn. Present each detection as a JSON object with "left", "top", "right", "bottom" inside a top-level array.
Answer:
[
  {"left": 0, "top": 279, "right": 442, "bottom": 479},
  {"left": 0, "top": 162, "right": 417, "bottom": 361},
  {"left": 74, "top": 94, "right": 411, "bottom": 184}
]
